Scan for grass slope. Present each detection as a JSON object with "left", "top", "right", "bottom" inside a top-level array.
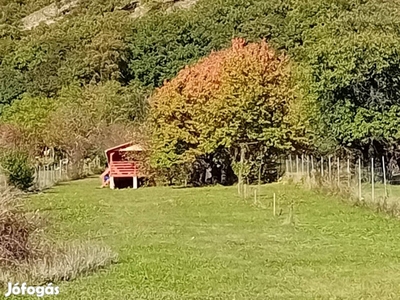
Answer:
[{"left": 12, "top": 178, "right": 400, "bottom": 299}]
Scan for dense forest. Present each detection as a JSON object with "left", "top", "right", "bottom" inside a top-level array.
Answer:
[{"left": 1, "top": 0, "right": 400, "bottom": 187}]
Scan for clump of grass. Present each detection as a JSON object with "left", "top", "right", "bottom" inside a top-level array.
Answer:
[
  {"left": 0, "top": 243, "right": 118, "bottom": 285},
  {"left": 0, "top": 188, "right": 42, "bottom": 265},
  {"left": 0, "top": 187, "right": 117, "bottom": 286}
]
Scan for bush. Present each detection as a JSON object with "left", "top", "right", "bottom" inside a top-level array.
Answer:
[{"left": 0, "top": 151, "right": 34, "bottom": 191}]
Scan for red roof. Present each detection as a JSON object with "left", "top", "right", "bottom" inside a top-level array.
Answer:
[
  {"left": 105, "top": 142, "right": 144, "bottom": 164},
  {"left": 105, "top": 142, "right": 133, "bottom": 155}
]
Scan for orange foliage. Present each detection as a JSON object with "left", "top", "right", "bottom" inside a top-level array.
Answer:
[{"left": 151, "top": 38, "right": 302, "bottom": 167}]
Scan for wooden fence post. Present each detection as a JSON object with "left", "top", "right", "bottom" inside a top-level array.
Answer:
[
  {"left": 238, "top": 145, "right": 245, "bottom": 197},
  {"left": 44, "top": 165, "right": 47, "bottom": 188},
  {"left": 337, "top": 157, "right": 340, "bottom": 187},
  {"left": 59, "top": 160, "right": 62, "bottom": 181},
  {"left": 358, "top": 158, "right": 362, "bottom": 201},
  {"left": 311, "top": 155, "right": 314, "bottom": 172},
  {"left": 321, "top": 157, "right": 324, "bottom": 177},
  {"left": 37, "top": 166, "right": 41, "bottom": 189},
  {"left": 285, "top": 159, "right": 288, "bottom": 175},
  {"left": 347, "top": 158, "right": 350, "bottom": 187},
  {"left": 51, "top": 165, "right": 54, "bottom": 184},
  {"left": 328, "top": 156, "right": 332, "bottom": 181},
  {"left": 371, "top": 158, "right": 375, "bottom": 203},
  {"left": 382, "top": 156, "right": 387, "bottom": 198}
]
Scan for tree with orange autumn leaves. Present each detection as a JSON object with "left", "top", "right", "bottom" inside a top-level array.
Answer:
[{"left": 150, "top": 38, "right": 309, "bottom": 178}]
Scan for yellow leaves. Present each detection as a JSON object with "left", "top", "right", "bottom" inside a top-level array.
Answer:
[{"left": 151, "top": 38, "right": 304, "bottom": 167}]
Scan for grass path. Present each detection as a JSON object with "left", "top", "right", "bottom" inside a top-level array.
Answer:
[{"left": 17, "top": 178, "right": 400, "bottom": 299}]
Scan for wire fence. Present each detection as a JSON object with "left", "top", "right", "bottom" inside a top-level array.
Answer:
[
  {"left": 34, "top": 161, "right": 67, "bottom": 190},
  {"left": 33, "top": 157, "right": 102, "bottom": 190},
  {"left": 0, "top": 157, "right": 102, "bottom": 191},
  {"left": 283, "top": 154, "right": 400, "bottom": 213}
]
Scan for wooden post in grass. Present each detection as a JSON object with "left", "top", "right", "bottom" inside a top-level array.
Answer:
[
  {"left": 53, "top": 164, "right": 56, "bottom": 183},
  {"left": 328, "top": 156, "right": 332, "bottom": 181},
  {"left": 59, "top": 160, "right": 62, "bottom": 182},
  {"left": 337, "top": 157, "right": 340, "bottom": 187},
  {"left": 37, "top": 165, "right": 40, "bottom": 189},
  {"left": 238, "top": 145, "right": 245, "bottom": 197},
  {"left": 301, "top": 154, "right": 304, "bottom": 175},
  {"left": 44, "top": 165, "right": 47, "bottom": 187},
  {"left": 49, "top": 165, "right": 52, "bottom": 185},
  {"left": 258, "top": 160, "right": 262, "bottom": 199},
  {"left": 285, "top": 159, "right": 288, "bottom": 174},
  {"left": 296, "top": 155, "right": 299, "bottom": 175},
  {"left": 289, "top": 155, "right": 293, "bottom": 173},
  {"left": 273, "top": 193, "right": 276, "bottom": 216},
  {"left": 133, "top": 176, "right": 138, "bottom": 189},
  {"left": 311, "top": 155, "right": 314, "bottom": 172},
  {"left": 254, "top": 189, "right": 257, "bottom": 205},
  {"left": 41, "top": 165, "right": 43, "bottom": 189},
  {"left": 34, "top": 166, "right": 37, "bottom": 187},
  {"left": 371, "top": 158, "right": 375, "bottom": 202},
  {"left": 347, "top": 158, "right": 350, "bottom": 187},
  {"left": 307, "top": 156, "right": 310, "bottom": 179},
  {"left": 358, "top": 157, "right": 362, "bottom": 201},
  {"left": 321, "top": 157, "right": 324, "bottom": 177},
  {"left": 382, "top": 156, "right": 388, "bottom": 198}
]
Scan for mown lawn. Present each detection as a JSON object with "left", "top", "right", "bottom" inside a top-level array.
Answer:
[{"left": 16, "top": 178, "right": 400, "bottom": 299}]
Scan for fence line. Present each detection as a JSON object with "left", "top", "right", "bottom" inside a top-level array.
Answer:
[
  {"left": 283, "top": 154, "right": 400, "bottom": 211},
  {"left": 34, "top": 156, "right": 101, "bottom": 190}
]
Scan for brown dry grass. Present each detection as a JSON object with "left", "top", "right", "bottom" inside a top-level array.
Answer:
[
  {"left": 284, "top": 170, "right": 400, "bottom": 217},
  {"left": 0, "top": 188, "right": 42, "bottom": 266},
  {"left": 0, "top": 187, "right": 117, "bottom": 286}
]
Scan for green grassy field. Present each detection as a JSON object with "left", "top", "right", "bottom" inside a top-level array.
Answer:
[{"left": 11, "top": 178, "right": 400, "bottom": 299}]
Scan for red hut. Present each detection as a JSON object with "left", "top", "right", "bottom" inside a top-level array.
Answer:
[{"left": 105, "top": 142, "right": 143, "bottom": 189}]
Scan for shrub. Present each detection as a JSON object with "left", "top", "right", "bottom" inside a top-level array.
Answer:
[{"left": 0, "top": 151, "right": 34, "bottom": 191}]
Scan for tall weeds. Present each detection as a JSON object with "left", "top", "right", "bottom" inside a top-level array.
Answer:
[
  {"left": 0, "top": 187, "right": 117, "bottom": 286},
  {"left": 284, "top": 170, "right": 400, "bottom": 217}
]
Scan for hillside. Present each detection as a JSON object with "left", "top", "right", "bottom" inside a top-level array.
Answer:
[{"left": 19, "top": 0, "right": 198, "bottom": 30}]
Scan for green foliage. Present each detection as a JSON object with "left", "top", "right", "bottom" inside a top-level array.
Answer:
[
  {"left": 0, "top": 150, "right": 34, "bottom": 190},
  {"left": 0, "top": 9, "right": 134, "bottom": 103},
  {"left": 0, "top": 0, "right": 54, "bottom": 25},
  {"left": 45, "top": 81, "right": 148, "bottom": 163},
  {"left": 128, "top": 0, "right": 400, "bottom": 155},
  {"left": 151, "top": 39, "right": 306, "bottom": 174},
  {"left": 1, "top": 95, "right": 56, "bottom": 150},
  {"left": 1, "top": 0, "right": 400, "bottom": 160},
  {"left": 296, "top": 1, "right": 400, "bottom": 153}
]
